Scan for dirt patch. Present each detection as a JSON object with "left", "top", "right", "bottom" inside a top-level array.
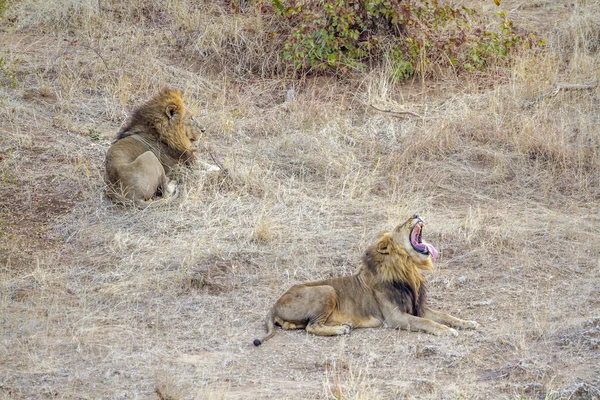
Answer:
[{"left": 1, "top": 1, "right": 599, "bottom": 399}]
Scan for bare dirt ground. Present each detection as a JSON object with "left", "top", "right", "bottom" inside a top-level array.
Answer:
[{"left": 1, "top": 1, "right": 599, "bottom": 399}]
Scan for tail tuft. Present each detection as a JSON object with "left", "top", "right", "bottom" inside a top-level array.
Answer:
[{"left": 253, "top": 307, "right": 275, "bottom": 347}]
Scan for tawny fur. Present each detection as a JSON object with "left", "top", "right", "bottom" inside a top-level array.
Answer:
[
  {"left": 104, "top": 88, "right": 201, "bottom": 208},
  {"left": 253, "top": 215, "right": 479, "bottom": 346}
]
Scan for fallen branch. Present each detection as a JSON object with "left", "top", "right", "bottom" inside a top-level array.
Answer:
[
  {"left": 208, "top": 151, "right": 229, "bottom": 177},
  {"left": 368, "top": 104, "right": 424, "bottom": 119},
  {"left": 202, "top": 143, "right": 231, "bottom": 181},
  {"left": 522, "top": 80, "right": 598, "bottom": 108}
]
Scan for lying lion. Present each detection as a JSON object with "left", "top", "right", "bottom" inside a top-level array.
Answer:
[
  {"left": 105, "top": 88, "right": 209, "bottom": 208},
  {"left": 254, "top": 215, "right": 478, "bottom": 345}
]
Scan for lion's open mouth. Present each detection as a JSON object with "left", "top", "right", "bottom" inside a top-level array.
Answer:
[{"left": 410, "top": 222, "right": 439, "bottom": 260}]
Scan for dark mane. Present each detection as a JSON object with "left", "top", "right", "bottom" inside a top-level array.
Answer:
[
  {"left": 384, "top": 280, "right": 427, "bottom": 317},
  {"left": 116, "top": 109, "right": 153, "bottom": 141},
  {"left": 362, "top": 249, "right": 427, "bottom": 317},
  {"left": 362, "top": 248, "right": 378, "bottom": 275}
]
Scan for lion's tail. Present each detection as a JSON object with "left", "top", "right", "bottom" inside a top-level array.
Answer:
[{"left": 253, "top": 308, "right": 275, "bottom": 346}]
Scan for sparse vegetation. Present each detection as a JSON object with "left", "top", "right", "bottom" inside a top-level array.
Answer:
[
  {"left": 1, "top": 0, "right": 599, "bottom": 399},
  {"left": 0, "top": 53, "right": 19, "bottom": 88}
]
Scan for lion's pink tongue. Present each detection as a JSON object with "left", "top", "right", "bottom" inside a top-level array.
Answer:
[
  {"left": 423, "top": 242, "right": 439, "bottom": 260},
  {"left": 410, "top": 226, "right": 439, "bottom": 260}
]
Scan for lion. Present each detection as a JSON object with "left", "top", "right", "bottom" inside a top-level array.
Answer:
[
  {"left": 253, "top": 215, "right": 478, "bottom": 345},
  {"left": 104, "top": 88, "right": 205, "bottom": 208}
]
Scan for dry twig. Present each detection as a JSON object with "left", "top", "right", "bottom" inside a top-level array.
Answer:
[
  {"left": 368, "top": 104, "right": 424, "bottom": 119},
  {"left": 522, "top": 80, "right": 598, "bottom": 108},
  {"left": 201, "top": 143, "right": 230, "bottom": 180}
]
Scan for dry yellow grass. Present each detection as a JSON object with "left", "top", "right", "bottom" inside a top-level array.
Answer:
[{"left": 1, "top": 0, "right": 599, "bottom": 399}]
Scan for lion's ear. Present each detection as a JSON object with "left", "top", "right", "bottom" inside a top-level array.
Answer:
[
  {"left": 377, "top": 229, "right": 390, "bottom": 238},
  {"left": 165, "top": 104, "right": 179, "bottom": 120},
  {"left": 376, "top": 237, "right": 390, "bottom": 254}
]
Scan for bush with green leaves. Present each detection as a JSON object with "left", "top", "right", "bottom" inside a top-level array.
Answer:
[{"left": 261, "top": 0, "right": 540, "bottom": 79}]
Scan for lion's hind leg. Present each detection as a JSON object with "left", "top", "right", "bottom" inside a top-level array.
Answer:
[
  {"left": 423, "top": 308, "right": 479, "bottom": 330},
  {"left": 123, "top": 152, "right": 181, "bottom": 209},
  {"left": 274, "top": 285, "right": 351, "bottom": 337},
  {"left": 111, "top": 151, "right": 167, "bottom": 206},
  {"left": 306, "top": 322, "right": 352, "bottom": 336}
]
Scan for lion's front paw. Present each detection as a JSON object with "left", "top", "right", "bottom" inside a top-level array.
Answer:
[
  {"left": 442, "top": 327, "right": 459, "bottom": 337},
  {"left": 199, "top": 161, "right": 221, "bottom": 174},
  {"left": 206, "top": 164, "right": 221, "bottom": 173},
  {"left": 339, "top": 323, "right": 353, "bottom": 335},
  {"left": 463, "top": 320, "right": 479, "bottom": 330}
]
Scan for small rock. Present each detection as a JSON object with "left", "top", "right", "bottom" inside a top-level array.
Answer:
[{"left": 416, "top": 344, "right": 439, "bottom": 358}]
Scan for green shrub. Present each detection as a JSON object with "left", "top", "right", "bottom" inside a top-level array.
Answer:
[{"left": 259, "top": 0, "right": 540, "bottom": 79}]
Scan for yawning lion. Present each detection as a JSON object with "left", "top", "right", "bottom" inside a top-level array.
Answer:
[{"left": 254, "top": 215, "right": 478, "bottom": 345}]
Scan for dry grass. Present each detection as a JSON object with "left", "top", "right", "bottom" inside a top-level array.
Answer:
[{"left": 1, "top": 0, "right": 600, "bottom": 399}]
